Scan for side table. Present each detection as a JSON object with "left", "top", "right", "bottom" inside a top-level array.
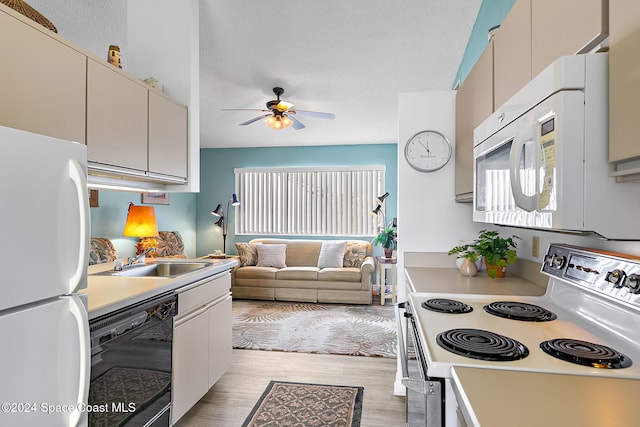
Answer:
[{"left": 376, "top": 256, "right": 397, "bottom": 305}]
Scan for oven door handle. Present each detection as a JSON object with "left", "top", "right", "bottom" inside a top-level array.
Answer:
[{"left": 395, "top": 303, "right": 428, "bottom": 395}]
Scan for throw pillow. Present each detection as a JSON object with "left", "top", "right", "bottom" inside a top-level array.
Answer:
[
  {"left": 235, "top": 242, "right": 258, "bottom": 266},
  {"left": 255, "top": 243, "right": 287, "bottom": 268},
  {"left": 343, "top": 241, "right": 368, "bottom": 268},
  {"left": 317, "top": 240, "right": 347, "bottom": 268}
]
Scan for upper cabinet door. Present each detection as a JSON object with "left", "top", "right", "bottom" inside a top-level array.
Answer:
[
  {"left": 455, "top": 42, "right": 494, "bottom": 202},
  {"left": 493, "top": 0, "right": 532, "bottom": 109},
  {"left": 148, "top": 91, "right": 188, "bottom": 179},
  {"left": 532, "top": 0, "right": 608, "bottom": 77},
  {"left": 609, "top": 0, "right": 640, "bottom": 165},
  {"left": 86, "top": 59, "right": 148, "bottom": 171},
  {"left": 0, "top": 6, "right": 86, "bottom": 143}
]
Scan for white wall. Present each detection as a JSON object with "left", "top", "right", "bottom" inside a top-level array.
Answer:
[{"left": 397, "top": 91, "right": 485, "bottom": 300}]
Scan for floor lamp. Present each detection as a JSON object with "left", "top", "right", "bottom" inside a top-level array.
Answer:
[{"left": 211, "top": 193, "right": 240, "bottom": 254}]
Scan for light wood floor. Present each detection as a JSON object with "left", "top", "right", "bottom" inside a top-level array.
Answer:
[{"left": 175, "top": 349, "right": 406, "bottom": 426}]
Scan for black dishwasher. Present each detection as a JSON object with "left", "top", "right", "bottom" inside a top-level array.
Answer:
[{"left": 89, "top": 292, "right": 176, "bottom": 427}]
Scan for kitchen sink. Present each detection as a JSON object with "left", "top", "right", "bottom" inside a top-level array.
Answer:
[{"left": 92, "top": 261, "right": 210, "bottom": 278}]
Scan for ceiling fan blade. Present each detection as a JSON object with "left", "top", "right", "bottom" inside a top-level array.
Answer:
[
  {"left": 287, "top": 114, "right": 306, "bottom": 130},
  {"left": 276, "top": 101, "right": 294, "bottom": 112},
  {"left": 239, "top": 114, "right": 272, "bottom": 126},
  {"left": 290, "top": 109, "right": 335, "bottom": 120},
  {"left": 223, "top": 108, "right": 270, "bottom": 112}
]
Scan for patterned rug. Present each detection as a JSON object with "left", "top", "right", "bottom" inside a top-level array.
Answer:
[
  {"left": 232, "top": 300, "right": 397, "bottom": 358},
  {"left": 242, "top": 381, "right": 364, "bottom": 427},
  {"left": 88, "top": 366, "right": 171, "bottom": 427}
]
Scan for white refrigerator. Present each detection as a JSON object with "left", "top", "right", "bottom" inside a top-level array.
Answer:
[{"left": 0, "top": 125, "right": 90, "bottom": 427}]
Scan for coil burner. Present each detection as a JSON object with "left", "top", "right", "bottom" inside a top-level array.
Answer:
[
  {"left": 540, "top": 338, "right": 632, "bottom": 369},
  {"left": 421, "top": 298, "right": 473, "bottom": 314},
  {"left": 436, "top": 328, "right": 529, "bottom": 361},
  {"left": 483, "top": 301, "right": 557, "bottom": 322}
]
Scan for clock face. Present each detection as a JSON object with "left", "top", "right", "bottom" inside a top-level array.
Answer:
[{"left": 404, "top": 130, "right": 452, "bottom": 172}]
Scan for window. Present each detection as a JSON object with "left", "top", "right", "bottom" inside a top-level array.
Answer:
[{"left": 235, "top": 166, "right": 385, "bottom": 236}]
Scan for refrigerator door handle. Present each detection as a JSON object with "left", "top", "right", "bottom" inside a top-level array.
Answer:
[
  {"left": 68, "top": 159, "right": 89, "bottom": 292},
  {"left": 69, "top": 296, "right": 90, "bottom": 427}
]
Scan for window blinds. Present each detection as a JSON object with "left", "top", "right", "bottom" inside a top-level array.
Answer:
[{"left": 234, "top": 166, "right": 385, "bottom": 236}]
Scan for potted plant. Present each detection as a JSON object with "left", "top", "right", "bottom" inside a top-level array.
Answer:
[
  {"left": 447, "top": 243, "right": 481, "bottom": 277},
  {"left": 473, "top": 230, "right": 519, "bottom": 278},
  {"left": 373, "top": 227, "right": 397, "bottom": 258},
  {"left": 449, "top": 230, "right": 519, "bottom": 278}
]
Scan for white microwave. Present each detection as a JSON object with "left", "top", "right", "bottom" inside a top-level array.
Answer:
[{"left": 473, "top": 53, "right": 639, "bottom": 240}]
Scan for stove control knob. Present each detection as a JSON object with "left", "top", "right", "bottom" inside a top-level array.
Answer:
[
  {"left": 544, "top": 254, "right": 555, "bottom": 267},
  {"left": 624, "top": 274, "right": 640, "bottom": 293},
  {"left": 552, "top": 256, "right": 566, "bottom": 269},
  {"left": 605, "top": 269, "right": 626, "bottom": 287}
]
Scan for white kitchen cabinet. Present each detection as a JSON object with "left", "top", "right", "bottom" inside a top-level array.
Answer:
[
  {"left": 531, "top": 0, "right": 608, "bottom": 77},
  {"left": 86, "top": 58, "right": 148, "bottom": 171},
  {"left": 148, "top": 91, "right": 188, "bottom": 179},
  {"left": 172, "top": 304, "right": 210, "bottom": 424},
  {"left": 0, "top": 4, "right": 86, "bottom": 144},
  {"left": 455, "top": 41, "right": 494, "bottom": 202},
  {"left": 172, "top": 272, "right": 232, "bottom": 425},
  {"left": 609, "top": 0, "right": 640, "bottom": 176},
  {"left": 493, "top": 0, "right": 531, "bottom": 109},
  {"left": 208, "top": 295, "right": 232, "bottom": 387}
]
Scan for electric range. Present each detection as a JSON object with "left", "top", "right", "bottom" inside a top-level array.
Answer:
[{"left": 399, "top": 244, "right": 640, "bottom": 426}]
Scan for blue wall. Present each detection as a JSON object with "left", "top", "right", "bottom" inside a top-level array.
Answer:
[
  {"left": 452, "top": 0, "right": 516, "bottom": 88},
  {"left": 197, "top": 144, "right": 398, "bottom": 256}
]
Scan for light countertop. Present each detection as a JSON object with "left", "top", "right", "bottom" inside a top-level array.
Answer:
[
  {"left": 452, "top": 366, "right": 640, "bottom": 427},
  {"left": 83, "top": 258, "right": 237, "bottom": 319},
  {"left": 405, "top": 267, "right": 546, "bottom": 296}
]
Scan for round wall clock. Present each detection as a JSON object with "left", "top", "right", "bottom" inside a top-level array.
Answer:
[{"left": 404, "top": 130, "right": 452, "bottom": 172}]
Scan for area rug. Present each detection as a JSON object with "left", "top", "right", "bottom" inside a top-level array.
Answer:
[
  {"left": 232, "top": 300, "right": 397, "bottom": 358},
  {"left": 88, "top": 366, "right": 171, "bottom": 427},
  {"left": 242, "top": 381, "right": 364, "bottom": 427}
]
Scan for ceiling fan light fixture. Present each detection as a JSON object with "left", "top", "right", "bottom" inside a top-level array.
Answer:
[{"left": 265, "top": 114, "right": 293, "bottom": 130}]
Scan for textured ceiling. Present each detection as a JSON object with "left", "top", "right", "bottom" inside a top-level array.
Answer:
[{"left": 28, "top": 0, "right": 481, "bottom": 148}]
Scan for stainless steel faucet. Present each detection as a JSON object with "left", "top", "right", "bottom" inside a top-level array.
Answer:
[{"left": 127, "top": 247, "right": 154, "bottom": 266}]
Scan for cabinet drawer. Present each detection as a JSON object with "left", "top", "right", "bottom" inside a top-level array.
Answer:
[{"left": 176, "top": 273, "right": 231, "bottom": 316}]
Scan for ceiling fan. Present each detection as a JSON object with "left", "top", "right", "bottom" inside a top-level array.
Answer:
[{"left": 223, "top": 87, "right": 335, "bottom": 130}]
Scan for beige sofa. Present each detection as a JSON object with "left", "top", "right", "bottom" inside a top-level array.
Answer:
[{"left": 231, "top": 238, "right": 375, "bottom": 304}]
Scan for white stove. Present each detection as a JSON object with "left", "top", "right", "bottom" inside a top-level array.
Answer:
[{"left": 399, "top": 244, "right": 640, "bottom": 426}]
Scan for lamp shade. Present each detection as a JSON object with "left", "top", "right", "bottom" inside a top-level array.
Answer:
[
  {"left": 376, "top": 192, "right": 389, "bottom": 204},
  {"left": 211, "top": 204, "right": 223, "bottom": 217},
  {"left": 123, "top": 203, "right": 158, "bottom": 237},
  {"left": 370, "top": 204, "right": 383, "bottom": 217},
  {"left": 231, "top": 193, "right": 240, "bottom": 206},
  {"left": 215, "top": 217, "right": 225, "bottom": 227}
]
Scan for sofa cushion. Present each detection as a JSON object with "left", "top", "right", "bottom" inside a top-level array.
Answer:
[
  {"left": 276, "top": 267, "right": 319, "bottom": 280},
  {"left": 235, "top": 266, "right": 278, "bottom": 280},
  {"left": 89, "top": 238, "right": 117, "bottom": 265},
  {"left": 343, "top": 241, "right": 369, "bottom": 268},
  {"left": 256, "top": 243, "right": 287, "bottom": 268},
  {"left": 235, "top": 242, "right": 258, "bottom": 266},
  {"left": 318, "top": 267, "right": 362, "bottom": 282},
  {"left": 285, "top": 240, "right": 322, "bottom": 267},
  {"left": 317, "top": 240, "right": 347, "bottom": 268}
]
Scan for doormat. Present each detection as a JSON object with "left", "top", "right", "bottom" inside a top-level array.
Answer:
[
  {"left": 242, "top": 381, "right": 364, "bottom": 427},
  {"left": 88, "top": 366, "right": 170, "bottom": 427},
  {"left": 233, "top": 300, "right": 397, "bottom": 358}
]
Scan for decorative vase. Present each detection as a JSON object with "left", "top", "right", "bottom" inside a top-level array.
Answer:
[
  {"left": 384, "top": 248, "right": 393, "bottom": 258},
  {"left": 484, "top": 260, "right": 506, "bottom": 279},
  {"left": 458, "top": 258, "right": 478, "bottom": 277}
]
